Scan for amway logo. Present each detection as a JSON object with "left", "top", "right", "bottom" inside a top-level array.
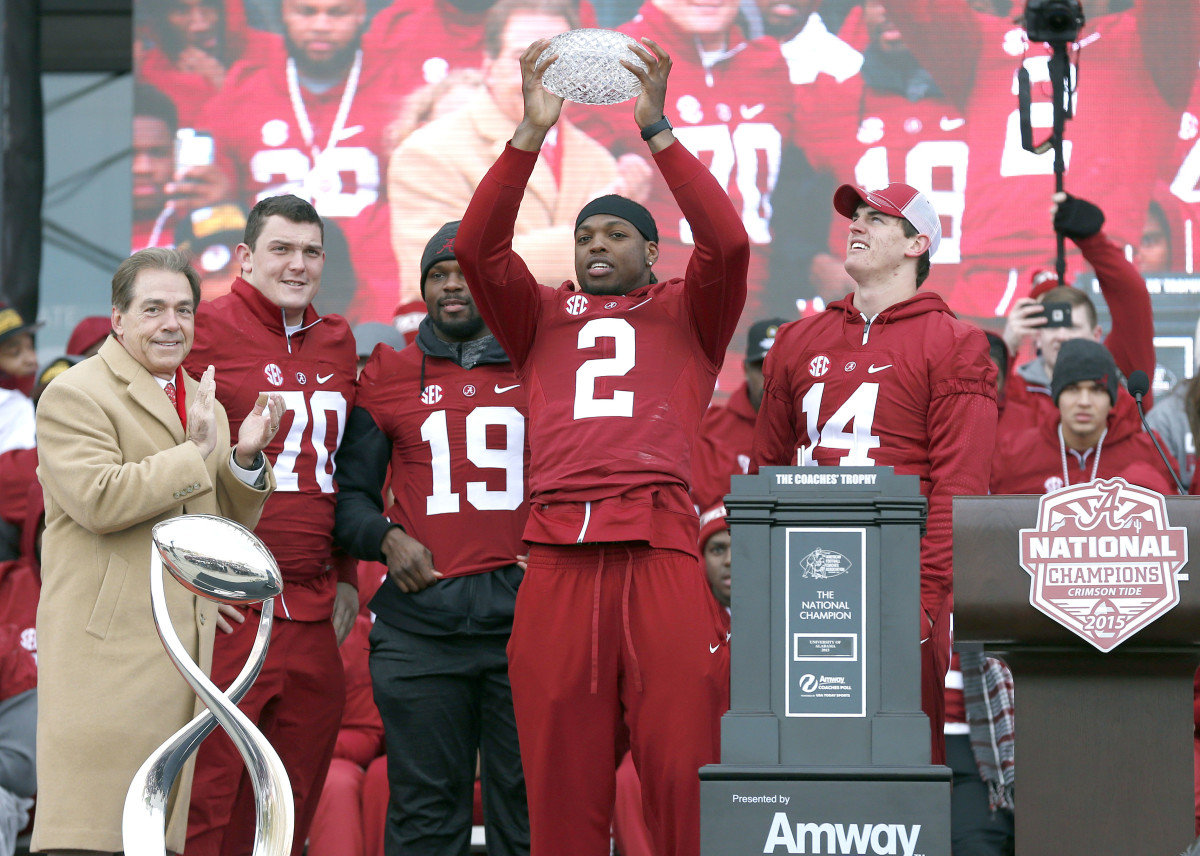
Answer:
[{"left": 764, "top": 812, "right": 921, "bottom": 855}]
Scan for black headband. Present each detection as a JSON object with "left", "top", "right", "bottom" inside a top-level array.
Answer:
[{"left": 575, "top": 195, "right": 658, "bottom": 243}]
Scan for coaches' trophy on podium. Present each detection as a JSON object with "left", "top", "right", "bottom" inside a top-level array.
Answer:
[{"left": 122, "top": 514, "right": 294, "bottom": 856}]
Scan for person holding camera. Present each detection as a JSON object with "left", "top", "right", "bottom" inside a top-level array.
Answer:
[{"left": 997, "top": 192, "right": 1156, "bottom": 440}]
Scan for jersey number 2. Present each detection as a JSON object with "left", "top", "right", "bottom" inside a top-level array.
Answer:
[{"left": 574, "top": 318, "right": 635, "bottom": 420}]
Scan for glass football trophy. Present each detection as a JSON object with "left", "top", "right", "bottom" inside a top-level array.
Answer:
[
  {"left": 122, "top": 514, "right": 293, "bottom": 856},
  {"left": 539, "top": 28, "right": 646, "bottom": 105}
]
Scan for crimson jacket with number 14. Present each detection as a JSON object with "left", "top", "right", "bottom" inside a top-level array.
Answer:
[{"left": 753, "top": 292, "right": 997, "bottom": 615}]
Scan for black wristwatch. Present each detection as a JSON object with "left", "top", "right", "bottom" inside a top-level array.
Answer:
[{"left": 640, "top": 115, "right": 673, "bottom": 141}]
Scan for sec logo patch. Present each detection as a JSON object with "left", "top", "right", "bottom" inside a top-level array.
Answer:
[
  {"left": 264, "top": 364, "right": 284, "bottom": 386},
  {"left": 565, "top": 294, "right": 589, "bottom": 316},
  {"left": 809, "top": 355, "right": 830, "bottom": 378}
]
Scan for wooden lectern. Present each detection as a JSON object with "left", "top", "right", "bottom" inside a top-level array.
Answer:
[{"left": 954, "top": 495, "right": 1200, "bottom": 854}]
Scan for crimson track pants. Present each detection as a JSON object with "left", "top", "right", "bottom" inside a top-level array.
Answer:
[
  {"left": 185, "top": 616, "right": 344, "bottom": 856},
  {"left": 508, "top": 543, "right": 729, "bottom": 856}
]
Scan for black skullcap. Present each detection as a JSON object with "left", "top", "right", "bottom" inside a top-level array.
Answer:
[
  {"left": 420, "top": 221, "right": 461, "bottom": 296},
  {"left": 575, "top": 195, "right": 658, "bottom": 243},
  {"left": 1051, "top": 339, "right": 1119, "bottom": 406}
]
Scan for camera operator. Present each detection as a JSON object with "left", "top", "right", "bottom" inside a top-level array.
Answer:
[{"left": 997, "top": 192, "right": 1155, "bottom": 441}]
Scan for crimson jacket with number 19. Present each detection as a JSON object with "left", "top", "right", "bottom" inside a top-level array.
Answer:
[
  {"left": 752, "top": 292, "right": 997, "bottom": 615},
  {"left": 455, "top": 140, "right": 750, "bottom": 558}
]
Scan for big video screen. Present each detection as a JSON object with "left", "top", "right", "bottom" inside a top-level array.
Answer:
[{"left": 131, "top": 0, "right": 1200, "bottom": 390}]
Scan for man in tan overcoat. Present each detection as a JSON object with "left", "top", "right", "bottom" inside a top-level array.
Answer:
[{"left": 32, "top": 247, "right": 284, "bottom": 855}]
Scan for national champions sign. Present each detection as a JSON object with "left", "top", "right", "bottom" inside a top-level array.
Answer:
[{"left": 1019, "top": 478, "right": 1188, "bottom": 652}]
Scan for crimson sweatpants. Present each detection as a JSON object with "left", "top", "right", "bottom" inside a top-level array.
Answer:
[
  {"left": 185, "top": 616, "right": 344, "bottom": 856},
  {"left": 508, "top": 543, "right": 729, "bottom": 856}
]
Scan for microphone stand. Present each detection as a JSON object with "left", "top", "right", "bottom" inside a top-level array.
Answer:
[{"left": 1130, "top": 386, "right": 1188, "bottom": 496}]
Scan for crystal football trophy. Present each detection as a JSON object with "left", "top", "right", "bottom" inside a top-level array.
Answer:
[
  {"left": 539, "top": 28, "right": 646, "bottom": 105},
  {"left": 123, "top": 514, "right": 293, "bottom": 856}
]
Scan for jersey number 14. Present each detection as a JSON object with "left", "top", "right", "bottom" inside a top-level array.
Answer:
[{"left": 798, "top": 382, "right": 881, "bottom": 466}]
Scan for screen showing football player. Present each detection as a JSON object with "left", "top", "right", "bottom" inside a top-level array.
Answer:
[
  {"left": 195, "top": 0, "right": 400, "bottom": 323},
  {"left": 135, "top": 0, "right": 265, "bottom": 127},
  {"left": 753, "top": 182, "right": 998, "bottom": 765},
  {"left": 183, "top": 194, "right": 360, "bottom": 856},
  {"left": 998, "top": 192, "right": 1155, "bottom": 440},
  {"left": 454, "top": 36, "right": 749, "bottom": 856},
  {"left": 132, "top": 83, "right": 186, "bottom": 252},
  {"left": 334, "top": 220, "right": 531, "bottom": 856},
  {"left": 753, "top": 0, "right": 862, "bottom": 85},
  {"left": 388, "top": 0, "right": 647, "bottom": 303},
  {"left": 884, "top": 0, "right": 1198, "bottom": 320},
  {"left": 785, "top": 0, "right": 968, "bottom": 309},
  {"left": 991, "top": 338, "right": 1177, "bottom": 495}
]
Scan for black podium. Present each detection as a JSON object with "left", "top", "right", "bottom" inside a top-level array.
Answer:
[
  {"left": 954, "top": 495, "right": 1200, "bottom": 854},
  {"left": 701, "top": 467, "right": 949, "bottom": 855}
]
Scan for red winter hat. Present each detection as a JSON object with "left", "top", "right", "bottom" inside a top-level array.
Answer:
[
  {"left": 1029, "top": 268, "right": 1062, "bottom": 300},
  {"left": 66, "top": 316, "right": 112, "bottom": 356},
  {"left": 698, "top": 503, "right": 729, "bottom": 550}
]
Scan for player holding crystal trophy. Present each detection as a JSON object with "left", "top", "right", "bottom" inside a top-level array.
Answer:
[{"left": 455, "top": 27, "right": 749, "bottom": 856}]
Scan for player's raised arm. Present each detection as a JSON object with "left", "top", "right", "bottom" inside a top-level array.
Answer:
[{"left": 624, "top": 37, "right": 749, "bottom": 364}]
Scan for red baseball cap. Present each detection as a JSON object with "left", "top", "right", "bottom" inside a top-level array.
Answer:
[{"left": 834, "top": 183, "right": 942, "bottom": 258}]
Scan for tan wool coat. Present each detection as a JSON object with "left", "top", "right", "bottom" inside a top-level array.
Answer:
[{"left": 32, "top": 337, "right": 275, "bottom": 853}]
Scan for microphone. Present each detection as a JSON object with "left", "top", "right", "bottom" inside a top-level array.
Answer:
[{"left": 1127, "top": 370, "right": 1187, "bottom": 495}]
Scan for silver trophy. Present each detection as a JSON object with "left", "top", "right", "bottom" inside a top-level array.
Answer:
[
  {"left": 123, "top": 514, "right": 293, "bottom": 856},
  {"left": 539, "top": 28, "right": 646, "bottom": 105}
]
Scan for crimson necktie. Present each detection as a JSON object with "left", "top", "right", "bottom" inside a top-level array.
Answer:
[{"left": 165, "top": 381, "right": 177, "bottom": 406}]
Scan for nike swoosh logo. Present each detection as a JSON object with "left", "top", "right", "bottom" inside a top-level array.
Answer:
[
  {"left": 627, "top": 298, "right": 653, "bottom": 311},
  {"left": 709, "top": 643, "right": 720, "bottom": 654},
  {"left": 740, "top": 103, "right": 765, "bottom": 119},
  {"left": 337, "top": 125, "right": 365, "bottom": 141},
  {"left": 317, "top": 373, "right": 334, "bottom": 383},
  {"left": 867, "top": 364, "right": 892, "bottom": 374},
  {"left": 939, "top": 116, "right": 966, "bottom": 131},
  {"left": 494, "top": 384, "right": 520, "bottom": 394}
]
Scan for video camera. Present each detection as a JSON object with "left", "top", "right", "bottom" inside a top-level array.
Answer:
[{"left": 1022, "top": 0, "right": 1085, "bottom": 44}]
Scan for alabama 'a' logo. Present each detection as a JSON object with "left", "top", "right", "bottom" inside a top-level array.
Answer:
[
  {"left": 1019, "top": 478, "right": 1188, "bottom": 652},
  {"left": 565, "top": 294, "right": 589, "bottom": 316}
]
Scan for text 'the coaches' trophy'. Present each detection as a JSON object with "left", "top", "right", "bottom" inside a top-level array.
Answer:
[{"left": 122, "top": 514, "right": 294, "bottom": 856}]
